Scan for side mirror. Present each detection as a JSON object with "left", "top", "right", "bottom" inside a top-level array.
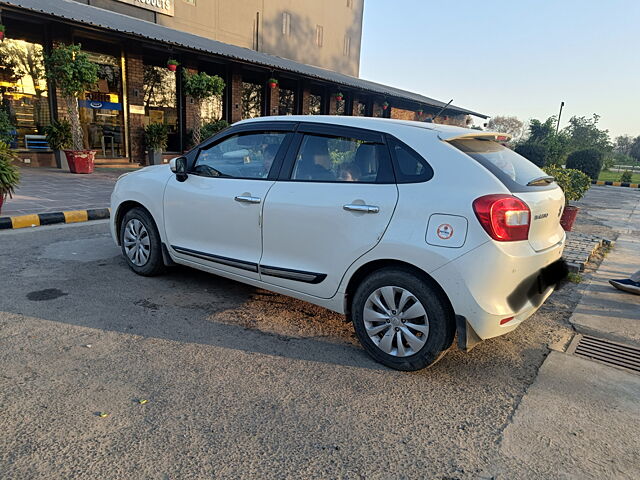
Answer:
[{"left": 170, "top": 156, "right": 188, "bottom": 182}]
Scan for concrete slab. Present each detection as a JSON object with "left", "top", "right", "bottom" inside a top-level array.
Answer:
[
  {"left": 498, "top": 351, "right": 640, "bottom": 479},
  {"left": 570, "top": 234, "right": 640, "bottom": 347}
]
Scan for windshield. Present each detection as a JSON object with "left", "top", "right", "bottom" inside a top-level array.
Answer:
[{"left": 449, "top": 138, "right": 547, "bottom": 186}]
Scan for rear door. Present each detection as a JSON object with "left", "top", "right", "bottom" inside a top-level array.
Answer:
[
  {"left": 260, "top": 123, "right": 399, "bottom": 298},
  {"left": 447, "top": 136, "right": 565, "bottom": 252}
]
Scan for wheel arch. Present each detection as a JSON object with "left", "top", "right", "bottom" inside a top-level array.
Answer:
[
  {"left": 344, "top": 259, "right": 456, "bottom": 327},
  {"left": 114, "top": 200, "right": 155, "bottom": 246}
]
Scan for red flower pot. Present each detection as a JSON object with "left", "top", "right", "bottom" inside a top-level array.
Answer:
[
  {"left": 336, "top": 96, "right": 343, "bottom": 102},
  {"left": 167, "top": 64, "right": 177, "bottom": 72},
  {"left": 0, "top": 194, "right": 4, "bottom": 214},
  {"left": 560, "top": 205, "right": 579, "bottom": 231},
  {"left": 0, "top": 32, "right": 4, "bottom": 41},
  {"left": 64, "top": 150, "right": 96, "bottom": 174},
  {"left": 269, "top": 82, "right": 277, "bottom": 89}
]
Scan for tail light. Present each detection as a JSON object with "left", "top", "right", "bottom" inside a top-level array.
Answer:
[{"left": 473, "top": 194, "right": 530, "bottom": 242}]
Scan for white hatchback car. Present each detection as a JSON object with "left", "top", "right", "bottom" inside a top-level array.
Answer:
[{"left": 111, "top": 116, "right": 566, "bottom": 370}]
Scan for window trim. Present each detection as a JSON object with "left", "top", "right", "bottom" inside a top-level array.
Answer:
[
  {"left": 385, "top": 135, "right": 435, "bottom": 184},
  {"left": 278, "top": 126, "right": 395, "bottom": 185},
  {"left": 191, "top": 129, "right": 294, "bottom": 181}
]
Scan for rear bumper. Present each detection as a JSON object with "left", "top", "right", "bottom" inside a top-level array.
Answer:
[{"left": 432, "top": 236, "right": 565, "bottom": 342}]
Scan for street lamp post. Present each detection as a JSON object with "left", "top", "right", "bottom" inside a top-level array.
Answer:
[{"left": 556, "top": 101, "right": 565, "bottom": 134}]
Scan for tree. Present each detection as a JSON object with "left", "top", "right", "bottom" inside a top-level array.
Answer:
[
  {"left": 563, "top": 114, "right": 612, "bottom": 153},
  {"left": 517, "top": 116, "right": 569, "bottom": 167},
  {"left": 486, "top": 115, "right": 524, "bottom": 143},
  {"left": 614, "top": 135, "right": 635, "bottom": 156},
  {"left": 630, "top": 136, "right": 640, "bottom": 164},
  {"left": 183, "top": 70, "right": 225, "bottom": 145},
  {"left": 44, "top": 44, "right": 98, "bottom": 151}
]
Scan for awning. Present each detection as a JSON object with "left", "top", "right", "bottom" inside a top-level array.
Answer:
[{"left": 1, "top": 0, "right": 488, "bottom": 118}]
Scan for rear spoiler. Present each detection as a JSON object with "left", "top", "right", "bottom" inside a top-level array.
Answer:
[{"left": 439, "top": 131, "right": 512, "bottom": 143}]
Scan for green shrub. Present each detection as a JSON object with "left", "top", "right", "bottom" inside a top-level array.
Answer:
[
  {"left": 543, "top": 166, "right": 591, "bottom": 205},
  {"left": 565, "top": 148, "right": 603, "bottom": 181},
  {"left": 0, "top": 110, "right": 15, "bottom": 145},
  {"left": 44, "top": 120, "right": 73, "bottom": 150},
  {"left": 620, "top": 170, "right": 633, "bottom": 183},
  {"left": 200, "top": 119, "right": 229, "bottom": 140},
  {"left": 515, "top": 142, "right": 547, "bottom": 167},
  {"left": 0, "top": 141, "right": 20, "bottom": 199},
  {"left": 144, "top": 123, "right": 168, "bottom": 151}
]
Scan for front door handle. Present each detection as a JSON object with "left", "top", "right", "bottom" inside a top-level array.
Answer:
[
  {"left": 343, "top": 204, "right": 380, "bottom": 214},
  {"left": 235, "top": 195, "right": 261, "bottom": 204}
]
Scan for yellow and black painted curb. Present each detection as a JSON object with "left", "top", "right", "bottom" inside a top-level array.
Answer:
[
  {"left": 0, "top": 208, "right": 110, "bottom": 230},
  {"left": 592, "top": 180, "right": 640, "bottom": 188}
]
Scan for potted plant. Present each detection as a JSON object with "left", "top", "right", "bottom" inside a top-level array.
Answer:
[
  {"left": 267, "top": 77, "right": 278, "bottom": 89},
  {"left": 44, "top": 120, "right": 73, "bottom": 170},
  {"left": 183, "top": 71, "right": 225, "bottom": 145},
  {"left": 543, "top": 166, "right": 591, "bottom": 231},
  {"left": 0, "top": 25, "right": 5, "bottom": 41},
  {"left": 335, "top": 92, "right": 344, "bottom": 102},
  {"left": 0, "top": 141, "right": 19, "bottom": 215},
  {"left": 382, "top": 101, "right": 389, "bottom": 110},
  {"left": 167, "top": 59, "right": 179, "bottom": 72},
  {"left": 144, "top": 123, "right": 168, "bottom": 166},
  {"left": 417, "top": 108, "right": 424, "bottom": 116},
  {"left": 45, "top": 44, "right": 98, "bottom": 174}
]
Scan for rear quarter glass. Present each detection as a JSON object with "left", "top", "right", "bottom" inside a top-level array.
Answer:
[{"left": 448, "top": 138, "right": 555, "bottom": 193}]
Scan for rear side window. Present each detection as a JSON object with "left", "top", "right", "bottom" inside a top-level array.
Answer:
[
  {"left": 388, "top": 139, "right": 434, "bottom": 183},
  {"left": 449, "top": 138, "right": 546, "bottom": 187},
  {"left": 291, "top": 134, "right": 394, "bottom": 183}
]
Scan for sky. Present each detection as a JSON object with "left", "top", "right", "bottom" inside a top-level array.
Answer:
[{"left": 359, "top": 0, "right": 640, "bottom": 138}]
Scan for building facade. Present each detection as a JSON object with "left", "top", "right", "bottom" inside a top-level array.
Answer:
[
  {"left": 0, "top": 0, "right": 485, "bottom": 168},
  {"left": 73, "top": 0, "right": 364, "bottom": 77}
]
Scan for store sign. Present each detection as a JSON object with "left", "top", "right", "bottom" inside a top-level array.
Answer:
[{"left": 115, "top": 0, "right": 174, "bottom": 16}]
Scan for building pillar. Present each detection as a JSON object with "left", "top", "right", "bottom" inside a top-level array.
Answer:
[
  {"left": 183, "top": 64, "right": 198, "bottom": 146},
  {"left": 300, "top": 88, "right": 311, "bottom": 115},
  {"left": 267, "top": 82, "right": 279, "bottom": 115},
  {"left": 125, "top": 52, "right": 145, "bottom": 164},
  {"left": 229, "top": 69, "right": 243, "bottom": 123}
]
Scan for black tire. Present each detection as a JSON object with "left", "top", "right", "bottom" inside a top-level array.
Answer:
[
  {"left": 119, "top": 207, "right": 165, "bottom": 276},
  {"left": 351, "top": 268, "right": 455, "bottom": 371}
]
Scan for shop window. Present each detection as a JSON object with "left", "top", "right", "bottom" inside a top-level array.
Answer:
[
  {"left": 0, "top": 39, "right": 51, "bottom": 150},
  {"left": 282, "top": 12, "right": 291, "bottom": 36},
  {"left": 143, "top": 63, "right": 179, "bottom": 152},
  {"left": 278, "top": 87, "right": 295, "bottom": 115},
  {"left": 308, "top": 93, "right": 322, "bottom": 115},
  {"left": 79, "top": 51, "right": 126, "bottom": 157},
  {"left": 242, "top": 82, "right": 263, "bottom": 119},
  {"left": 315, "top": 25, "right": 323, "bottom": 47}
]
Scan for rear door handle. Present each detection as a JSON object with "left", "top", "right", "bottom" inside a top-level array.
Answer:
[
  {"left": 235, "top": 195, "right": 261, "bottom": 204},
  {"left": 343, "top": 204, "right": 380, "bottom": 214}
]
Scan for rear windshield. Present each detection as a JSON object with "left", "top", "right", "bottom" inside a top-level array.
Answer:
[{"left": 449, "top": 138, "right": 546, "bottom": 187}]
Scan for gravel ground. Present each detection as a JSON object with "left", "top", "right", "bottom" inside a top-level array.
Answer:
[{"left": 0, "top": 200, "right": 613, "bottom": 479}]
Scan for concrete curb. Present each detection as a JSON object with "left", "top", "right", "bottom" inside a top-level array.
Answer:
[
  {"left": 592, "top": 180, "right": 640, "bottom": 188},
  {"left": 0, "top": 208, "right": 110, "bottom": 230}
]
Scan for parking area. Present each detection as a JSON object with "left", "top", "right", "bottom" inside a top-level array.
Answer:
[{"left": 0, "top": 220, "right": 581, "bottom": 479}]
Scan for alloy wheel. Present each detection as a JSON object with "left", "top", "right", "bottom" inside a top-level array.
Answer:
[{"left": 363, "top": 286, "right": 429, "bottom": 357}]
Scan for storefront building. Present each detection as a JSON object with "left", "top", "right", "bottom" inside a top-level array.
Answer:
[{"left": 0, "top": 0, "right": 487, "bottom": 167}]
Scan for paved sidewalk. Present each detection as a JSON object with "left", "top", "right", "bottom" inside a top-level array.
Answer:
[{"left": 1, "top": 168, "right": 122, "bottom": 217}]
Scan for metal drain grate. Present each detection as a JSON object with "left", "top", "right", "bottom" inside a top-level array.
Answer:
[{"left": 567, "top": 334, "right": 640, "bottom": 373}]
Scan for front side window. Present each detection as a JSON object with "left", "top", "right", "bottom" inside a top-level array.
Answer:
[
  {"left": 194, "top": 131, "right": 287, "bottom": 179},
  {"left": 291, "top": 134, "right": 392, "bottom": 183}
]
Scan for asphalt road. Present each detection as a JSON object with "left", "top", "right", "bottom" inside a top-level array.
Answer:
[{"left": 0, "top": 221, "right": 581, "bottom": 479}]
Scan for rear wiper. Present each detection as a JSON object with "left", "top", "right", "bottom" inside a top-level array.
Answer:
[{"left": 527, "top": 175, "right": 555, "bottom": 186}]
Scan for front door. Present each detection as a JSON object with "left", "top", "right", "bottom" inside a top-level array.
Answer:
[
  {"left": 260, "top": 126, "right": 399, "bottom": 298},
  {"left": 164, "top": 130, "right": 291, "bottom": 278}
]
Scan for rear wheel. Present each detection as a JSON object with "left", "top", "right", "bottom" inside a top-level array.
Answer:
[
  {"left": 120, "top": 207, "right": 165, "bottom": 276},
  {"left": 351, "top": 268, "right": 454, "bottom": 371}
]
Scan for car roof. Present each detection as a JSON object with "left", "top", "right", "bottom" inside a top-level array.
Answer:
[{"left": 236, "top": 115, "right": 508, "bottom": 141}]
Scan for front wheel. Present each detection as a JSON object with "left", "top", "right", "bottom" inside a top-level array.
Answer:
[
  {"left": 351, "top": 268, "right": 455, "bottom": 371},
  {"left": 119, "top": 207, "right": 165, "bottom": 276}
]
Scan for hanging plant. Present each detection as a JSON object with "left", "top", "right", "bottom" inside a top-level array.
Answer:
[
  {"left": 267, "top": 77, "right": 278, "bottom": 89},
  {"left": 0, "top": 25, "right": 6, "bottom": 41},
  {"left": 417, "top": 108, "right": 423, "bottom": 115},
  {"left": 167, "top": 59, "right": 179, "bottom": 72},
  {"left": 335, "top": 92, "right": 344, "bottom": 102},
  {"left": 382, "top": 101, "right": 389, "bottom": 110}
]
